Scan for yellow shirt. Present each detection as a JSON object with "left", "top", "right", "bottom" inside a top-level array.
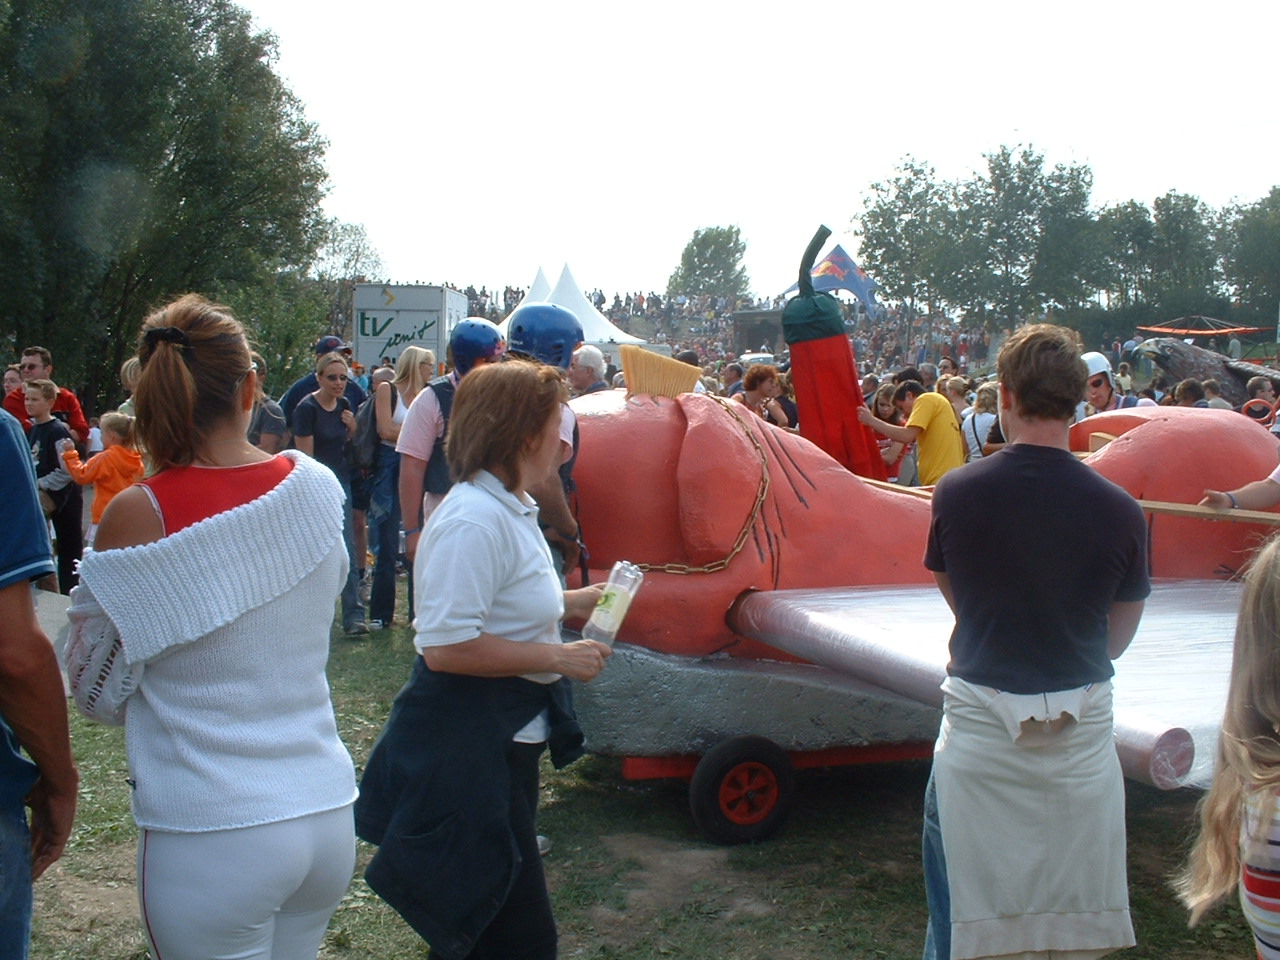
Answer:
[{"left": 907, "top": 392, "right": 966, "bottom": 485}]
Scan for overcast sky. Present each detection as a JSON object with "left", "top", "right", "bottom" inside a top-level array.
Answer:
[{"left": 238, "top": 0, "right": 1278, "bottom": 301}]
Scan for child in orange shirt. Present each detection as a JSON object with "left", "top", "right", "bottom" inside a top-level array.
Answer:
[{"left": 58, "top": 411, "right": 145, "bottom": 547}]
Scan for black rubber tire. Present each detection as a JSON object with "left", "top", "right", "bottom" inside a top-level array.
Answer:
[{"left": 689, "top": 735, "right": 795, "bottom": 845}]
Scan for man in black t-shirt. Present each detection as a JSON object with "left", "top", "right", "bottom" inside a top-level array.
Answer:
[{"left": 920, "top": 324, "right": 1149, "bottom": 960}]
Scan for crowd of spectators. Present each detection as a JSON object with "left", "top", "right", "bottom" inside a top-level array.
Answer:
[
  {"left": 413, "top": 283, "right": 1271, "bottom": 420},
  {"left": 457, "top": 280, "right": 1006, "bottom": 384}
]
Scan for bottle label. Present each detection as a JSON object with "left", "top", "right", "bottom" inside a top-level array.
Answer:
[{"left": 589, "top": 588, "right": 632, "bottom": 633}]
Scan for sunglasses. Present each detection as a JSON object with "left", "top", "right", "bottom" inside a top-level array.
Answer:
[
  {"left": 19, "top": 362, "right": 42, "bottom": 371},
  {"left": 1088, "top": 376, "right": 1107, "bottom": 389},
  {"left": 323, "top": 374, "right": 349, "bottom": 383}
]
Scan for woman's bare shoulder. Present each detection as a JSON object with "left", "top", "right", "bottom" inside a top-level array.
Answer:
[{"left": 93, "top": 484, "right": 164, "bottom": 551}]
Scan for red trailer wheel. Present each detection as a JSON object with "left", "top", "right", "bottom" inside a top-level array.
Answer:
[{"left": 689, "top": 736, "right": 795, "bottom": 844}]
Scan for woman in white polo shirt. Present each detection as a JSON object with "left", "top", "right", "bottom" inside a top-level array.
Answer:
[{"left": 356, "top": 359, "right": 610, "bottom": 960}]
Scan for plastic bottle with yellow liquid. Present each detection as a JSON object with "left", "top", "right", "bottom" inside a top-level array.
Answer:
[{"left": 581, "top": 561, "right": 644, "bottom": 647}]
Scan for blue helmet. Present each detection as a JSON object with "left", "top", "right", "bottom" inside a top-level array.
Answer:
[
  {"left": 506, "top": 302, "right": 583, "bottom": 370},
  {"left": 450, "top": 317, "right": 505, "bottom": 376}
]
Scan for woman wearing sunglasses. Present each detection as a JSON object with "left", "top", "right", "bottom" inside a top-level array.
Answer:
[{"left": 295, "top": 351, "right": 368, "bottom": 635}]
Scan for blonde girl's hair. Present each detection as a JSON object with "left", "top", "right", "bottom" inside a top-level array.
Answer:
[
  {"left": 944, "top": 376, "right": 971, "bottom": 402},
  {"left": 314, "top": 351, "right": 349, "bottom": 377},
  {"left": 1175, "top": 535, "right": 1280, "bottom": 923},
  {"left": 98, "top": 411, "right": 135, "bottom": 448},
  {"left": 120, "top": 356, "right": 141, "bottom": 392},
  {"left": 394, "top": 346, "right": 436, "bottom": 398},
  {"left": 973, "top": 381, "right": 999, "bottom": 415}
]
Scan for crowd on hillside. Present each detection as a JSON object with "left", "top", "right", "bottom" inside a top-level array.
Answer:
[{"left": 458, "top": 281, "right": 1012, "bottom": 381}]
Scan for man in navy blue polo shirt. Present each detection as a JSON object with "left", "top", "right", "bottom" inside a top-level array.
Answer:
[{"left": 0, "top": 408, "right": 78, "bottom": 957}]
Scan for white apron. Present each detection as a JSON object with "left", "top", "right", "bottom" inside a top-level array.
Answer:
[{"left": 935, "top": 676, "right": 1135, "bottom": 960}]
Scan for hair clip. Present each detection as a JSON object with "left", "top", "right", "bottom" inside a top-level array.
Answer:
[{"left": 144, "top": 327, "right": 191, "bottom": 350}]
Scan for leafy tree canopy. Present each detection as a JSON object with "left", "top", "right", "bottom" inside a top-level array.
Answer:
[
  {"left": 0, "top": 0, "right": 330, "bottom": 409},
  {"left": 854, "top": 143, "right": 1275, "bottom": 331},
  {"left": 667, "top": 226, "right": 751, "bottom": 304},
  {"left": 213, "top": 220, "right": 385, "bottom": 394},
  {"left": 1221, "top": 186, "right": 1280, "bottom": 322}
]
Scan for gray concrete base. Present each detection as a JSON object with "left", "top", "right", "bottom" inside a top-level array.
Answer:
[{"left": 574, "top": 641, "right": 940, "bottom": 758}]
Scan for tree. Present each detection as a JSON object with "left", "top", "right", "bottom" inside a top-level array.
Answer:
[
  {"left": 666, "top": 226, "right": 750, "bottom": 304},
  {"left": 0, "top": 0, "right": 329, "bottom": 411},
  {"left": 954, "top": 146, "right": 1097, "bottom": 324},
  {"left": 1095, "top": 201, "right": 1156, "bottom": 310},
  {"left": 855, "top": 159, "right": 960, "bottom": 316},
  {"left": 1220, "top": 187, "right": 1280, "bottom": 322},
  {"left": 1029, "top": 161, "right": 1099, "bottom": 313},
  {"left": 852, "top": 144, "right": 1278, "bottom": 337},
  {"left": 213, "top": 220, "right": 385, "bottom": 393},
  {"left": 857, "top": 147, "right": 1098, "bottom": 326},
  {"left": 1149, "top": 191, "right": 1219, "bottom": 312},
  {"left": 311, "top": 221, "right": 385, "bottom": 338},
  {"left": 215, "top": 266, "right": 329, "bottom": 397}
]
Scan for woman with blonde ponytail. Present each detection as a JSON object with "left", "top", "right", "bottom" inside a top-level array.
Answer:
[
  {"left": 365, "top": 345, "right": 435, "bottom": 627},
  {"left": 1177, "top": 535, "right": 1280, "bottom": 956},
  {"left": 66, "top": 294, "right": 356, "bottom": 960}
]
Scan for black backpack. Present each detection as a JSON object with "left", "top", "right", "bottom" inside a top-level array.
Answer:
[{"left": 346, "top": 395, "right": 380, "bottom": 471}]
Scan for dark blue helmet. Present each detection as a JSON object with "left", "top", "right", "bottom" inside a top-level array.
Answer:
[
  {"left": 450, "top": 317, "right": 505, "bottom": 376},
  {"left": 506, "top": 302, "right": 583, "bottom": 370}
]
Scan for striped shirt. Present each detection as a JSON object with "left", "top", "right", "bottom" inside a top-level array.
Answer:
[{"left": 1242, "top": 790, "right": 1280, "bottom": 959}]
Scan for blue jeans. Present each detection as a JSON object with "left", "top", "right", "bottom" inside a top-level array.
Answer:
[
  {"left": 921, "top": 769, "right": 950, "bottom": 960},
  {"left": 338, "top": 477, "right": 363, "bottom": 630},
  {"left": 0, "top": 805, "right": 31, "bottom": 960},
  {"left": 367, "top": 451, "right": 400, "bottom": 624}
]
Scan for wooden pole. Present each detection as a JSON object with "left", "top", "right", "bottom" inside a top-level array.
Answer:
[{"left": 860, "top": 476, "right": 1280, "bottom": 526}]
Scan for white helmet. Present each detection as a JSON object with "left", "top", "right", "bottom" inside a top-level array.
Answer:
[{"left": 1080, "top": 352, "right": 1115, "bottom": 390}]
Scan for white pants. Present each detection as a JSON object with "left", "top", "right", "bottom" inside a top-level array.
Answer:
[{"left": 138, "top": 805, "right": 355, "bottom": 960}]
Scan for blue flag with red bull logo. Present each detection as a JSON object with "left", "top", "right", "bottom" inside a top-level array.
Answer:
[{"left": 782, "top": 245, "right": 879, "bottom": 315}]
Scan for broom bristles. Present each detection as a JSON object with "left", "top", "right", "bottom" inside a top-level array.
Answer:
[{"left": 620, "top": 345, "right": 703, "bottom": 399}]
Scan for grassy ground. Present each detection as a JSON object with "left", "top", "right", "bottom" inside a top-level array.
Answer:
[{"left": 31, "top": 614, "right": 1253, "bottom": 960}]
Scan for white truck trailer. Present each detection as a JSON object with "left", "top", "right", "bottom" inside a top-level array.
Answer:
[{"left": 351, "top": 284, "right": 469, "bottom": 375}]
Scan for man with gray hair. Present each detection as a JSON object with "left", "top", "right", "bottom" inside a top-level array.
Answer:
[
  {"left": 568, "top": 344, "right": 609, "bottom": 395},
  {"left": 919, "top": 362, "right": 939, "bottom": 391},
  {"left": 724, "top": 363, "right": 745, "bottom": 397}
]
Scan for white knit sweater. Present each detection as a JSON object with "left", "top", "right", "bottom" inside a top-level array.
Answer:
[{"left": 76, "top": 452, "right": 358, "bottom": 832}]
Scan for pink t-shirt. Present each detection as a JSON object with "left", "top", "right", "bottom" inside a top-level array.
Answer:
[{"left": 395, "top": 374, "right": 575, "bottom": 521}]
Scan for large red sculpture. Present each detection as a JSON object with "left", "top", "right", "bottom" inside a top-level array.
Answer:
[
  {"left": 573, "top": 393, "right": 1278, "bottom": 658},
  {"left": 1071, "top": 406, "right": 1278, "bottom": 578}
]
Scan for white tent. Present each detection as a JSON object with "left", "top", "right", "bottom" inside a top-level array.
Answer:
[
  {"left": 500, "top": 264, "right": 646, "bottom": 347},
  {"left": 546, "top": 264, "right": 645, "bottom": 345},
  {"left": 522, "top": 266, "right": 552, "bottom": 305},
  {"left": 499, "top": 266, "right": 554, "bottom": 337}
]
